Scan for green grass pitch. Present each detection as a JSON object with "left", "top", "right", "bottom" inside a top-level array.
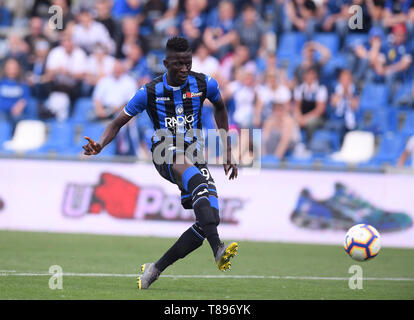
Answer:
[{"left": 0, "top": 230, "right": 413, "bottom": 300}]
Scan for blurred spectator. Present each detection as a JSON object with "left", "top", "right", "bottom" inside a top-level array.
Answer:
[
  {"left": 30, "top": 0, "right": 52, "bottom": 19},
  {"left": 122, "top": 42, "right": 151, "bottom": 86},
  {"left": 71, "top": 7, "right": 115, "bottom": 55},
  {"left": 45, "top": 33, "right": 87, "bottom": 119},
  {"left": 177, "top": 0, "right": 207, "bottom": 37},
  {"left": 180, "top": 17, "right": 202, "bottom": 46},
  {"left": 235, "top": 4, "right": 268, "bottom": 58},
  {"left": 292, "top": 41, "right": 331, "bottom": 87},
  {"left": 0, "top": 0, "right": 12, "bottom": 26},
  {"left": 220, "top": 44, "right": 251, "bottom": 83},
  {"left": 285, "top": 0, "right": 327, "bottom": 38},
  {"left": 322, "top": 0, "right": 364, "bottom": 47},
  {"left": 224, "top": 62, "right": 257, "bottom": 129},
  {"left": 24, "top": 16, "right": 50, "bottom": 62},
  {"left": 382, "top": 0, "right": 414, "bottom": 36},
  {"left": 203, "top": 0, "right": 237, "bottom": 59},
  {"left": 41, "top": 0, "right": 76, "bottom": 45},
  {"left": 92, "top": 59, "right": 137, "bottom": 121},
  {"left": 348, "top": 26, "right": 383, "bottom": 85},
  {"left": 397, "top": 135, "right": 414, "bottom": 168},
  {"left": 84, "top": 42, "right": 116, "bottom": 94},
  {"left": 366, "top": 0, "right": 385, "bottom": 28},
  {"left": 327, "top": 69, "right": 359, "bottom": 142},
  {"left": 112, "top": 0, "right": 144, "bottom": 20},
  {"left": 373, "top": 23, "right": 412, "bottom": 100},
  {"left": 262, "top": 100, "right": 300, "bottom": 159},
  {"left": 3, "top": 34, "right": 30, "bottom": 72},
  {"left": 191, "top": 40, "right": 219, "bottom": 77},
  {"left": 255, "top": 70, "right": 291, "bottom": 127},
  {"left": 26, "top": 40, "right": 52, "bottom": 102},
  {"left": 95, "top": 0, "right": 120, "bottom": 40},
  {"left": 293, "top": 66, "right": 328, "bottom": 143},
  {"left": 115, "top": 15, "right": 147, "bottom": 58},
  {"left": 145, "top": 0, "right": 179, "bottom": 34},
  {"left": 0, "top": 58, "right": 30, "bottom": 132}
]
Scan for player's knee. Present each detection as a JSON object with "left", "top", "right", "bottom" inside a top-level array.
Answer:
[{"left": 194, "top": 206, "right": 217, "bottom": 228}]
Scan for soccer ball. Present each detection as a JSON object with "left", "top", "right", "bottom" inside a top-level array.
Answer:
[{"left": 344, "top": 224, "right": 381, "bottom": 261}]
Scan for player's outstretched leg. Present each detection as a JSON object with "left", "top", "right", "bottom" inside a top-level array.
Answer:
[{"left": 137, "top": 263, "right": 161, "bottom": 290}]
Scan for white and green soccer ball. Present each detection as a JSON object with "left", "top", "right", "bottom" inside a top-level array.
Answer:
[{"left": 344, "top": 224, "right": 381, "bottom": 261}]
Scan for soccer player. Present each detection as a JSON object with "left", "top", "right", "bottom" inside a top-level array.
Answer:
[{"left": 82, "top": 37, "right": 239, "bottom": 290}]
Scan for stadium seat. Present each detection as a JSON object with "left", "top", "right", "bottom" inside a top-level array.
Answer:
[
  {"left": 0, "top": 120, "right": 12, "bottom": 152},
  {"left": 3, "top": 120, "right": 46, "bottom": 152},
  {"left": 344, "top": 33, "right": 369, "bottom": 50},
  {"left": 359, "top": 108, "right": 398, "bottom": 134},
  {"left": 261, "top": 155, "right": 281, "bottom": 166},
  {"left": 400, "top": 111, "right": 414, "bottom": 135},
  {"left": 374, "top": 131, "right": 405, "bottom": 164},
  {"left": 308, "top": 130, "right": 340, "bottom": 155},
  {"left": 22, "top": 97, "right": 39, "bottom": 120},
  {"left": 330, "top": 131, "right": 375, "bottom": 164},
  {"left": 393, "top": 82, "right": 413, "bottom": 107},
  {"left": 71, "top": 98, "right": 94, "bottom": 123},
  {"left": 62, "top": 122, "right": 116, "bottom": 157},
  {"left": 0, "top": 120, "right": 12, "bottom": 143},
  {"left": 285, "top": 155, "right": 314, "bottom": 167},
  {"left": 27, "top": 121, "right": 75, "bottom": 155},
  {"left": 277, "top": 32, "right": 306, "bottom": 59},
  {"left": 319, "top": 157, "right": 348, "bottom": 169},
  {"left": 313, "top": 33, "right": 340, "bottom": 55},
  {"left": 359, "top": 84, "right": 389, "bottom": 110}
]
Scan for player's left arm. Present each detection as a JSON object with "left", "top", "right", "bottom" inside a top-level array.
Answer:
[
  {"left": 211, "top": 94, "right": 238, "bottom": 180},
  {"left": 205, "top": 75, "right": 238, "bottom": 179}
]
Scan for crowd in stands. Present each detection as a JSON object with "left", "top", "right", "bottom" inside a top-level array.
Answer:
[{"left": 0, "top": 0, "right": 413, "bottom": 168}]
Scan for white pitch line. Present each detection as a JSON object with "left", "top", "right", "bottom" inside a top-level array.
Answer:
[{"left": 0, "top": 272, "right": 413, "bottom": 282}]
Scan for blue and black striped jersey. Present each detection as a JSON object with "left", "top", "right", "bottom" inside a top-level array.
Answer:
[{"left": 124, "top": 71, "right": 220, "bottom": 146}]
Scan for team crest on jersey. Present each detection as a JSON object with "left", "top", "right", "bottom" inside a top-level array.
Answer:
[
  {"left": 183, "top": 91, "right": 202, "bottom": 99},
  {"left": 176, "top": 105, "right": 184, "bottom": 115}
]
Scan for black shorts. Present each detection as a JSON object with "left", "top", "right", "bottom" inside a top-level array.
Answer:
[{"left": 151, "top": 143, "right": 217, "bottom": 209}]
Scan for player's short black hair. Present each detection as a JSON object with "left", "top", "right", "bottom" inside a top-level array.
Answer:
[{"left": 166, "top": 37, "right": 191, "bottom": 54}]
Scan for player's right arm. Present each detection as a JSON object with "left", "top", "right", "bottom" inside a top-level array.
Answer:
[
  {"left": 83, "top": 111, "right": 132, "bottom": 155},
  {"left": 83, "top": 85, "right": 148, "bottom": 155}
]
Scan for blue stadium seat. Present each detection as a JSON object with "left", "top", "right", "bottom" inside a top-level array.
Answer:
[
  {"left": 71, "top": 98, "right": 94, "bottom": 123},
  {"left": 392, "top": 82, "right": 413, "bottom": 107},
  {"left": 374, "top": 131, "right": 406, "bottom": 164},
  {"left": 277, "top": 32, "right": 306, "bottom": 59},
  {"left": 359, "top": 84, "right": 389, "bottom": 110},
  {"left": 356, "top": 158, "right": 384, "bottom": 170},
  {"left": 308, "top": 130, "right": 340, "bottom": 155},
  {"left": 61, "top": 122, "right": 116, "bottom": 157},
  {"left": 359, "top": 108, "right": 398, "bottom": 134},
  {"left": 285, "top": 156, "right": 314, "bottom": 167},
  {"left": 313, "top": 33, "right": 340, "bottom": 55},
  {"left": 261, "top": 155, "right": 281, "bottom": 166},
  {"left": 320, "top": 157, "right": 348, "bottom": 169},
  {"left": 344, "top": 33, "right": 369, "bottom": 50},
  {"left": 23, "top": 97, "right": 39, "bottom": 120},
  {"left": 400, "top": 111, "right": 414, "bottom": 135},
  {"left": 0, "top": 120, "right": 12, "bottom": 151}
]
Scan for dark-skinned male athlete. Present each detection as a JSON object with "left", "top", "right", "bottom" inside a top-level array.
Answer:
[{"left": 82, "top": 37, "right": 239, "bottom": 290}]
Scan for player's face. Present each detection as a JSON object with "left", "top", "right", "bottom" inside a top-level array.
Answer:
[{"left": 164, "top": 51, "right": 192, "bottom": 86}]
